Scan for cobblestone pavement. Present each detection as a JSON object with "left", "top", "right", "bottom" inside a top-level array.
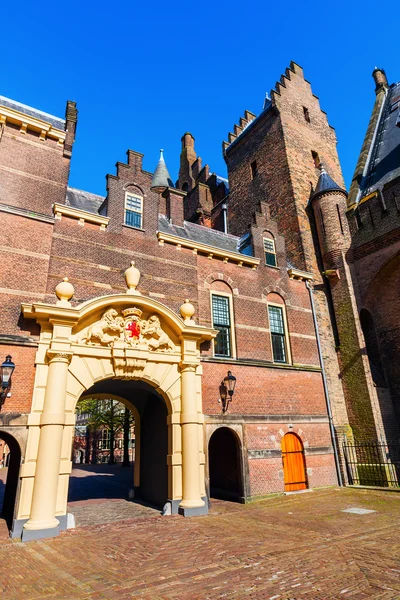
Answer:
[{"left": 1, "top": 487, "right": 400, "bottom": 599}]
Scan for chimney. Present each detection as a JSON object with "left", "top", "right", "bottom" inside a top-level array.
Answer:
[
  {"left": 163, "top": 188, "right": 186, "bottom": 226},
  {"left": 178, "top": 132, "right": 197, "bottom": 191},
  {"left": 372, "top": 67, "right": 388, "bottom": 93},
  {"left": 64, "top": 100, "right": 78, "bottom": 158}
]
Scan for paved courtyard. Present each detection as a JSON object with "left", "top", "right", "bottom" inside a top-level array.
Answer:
[{"left": 1, "top": 473, "right": 400, "bottom": 599}]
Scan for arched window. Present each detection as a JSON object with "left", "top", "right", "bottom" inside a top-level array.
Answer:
[
  {"left": 263, "top": 235, "right": 277, "bottom": 267},
  {"left": 124, "top": 192, "right": 143, "bottom": 229}
]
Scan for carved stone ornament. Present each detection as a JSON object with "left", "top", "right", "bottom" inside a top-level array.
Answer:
[{"left": 79, "top": 307, "right": 175, "bottom": 352}]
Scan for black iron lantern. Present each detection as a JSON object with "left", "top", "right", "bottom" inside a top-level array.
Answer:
[
  {"left": 219, "top": 370, "right": 236, "bottom": 413},
  {"left": 0, "top": 355, "right": 15, "bottom": 408}
]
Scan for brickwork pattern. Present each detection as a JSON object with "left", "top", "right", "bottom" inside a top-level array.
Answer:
[{"left": 1, "top": 488, "right": 400, "bottom": 598}]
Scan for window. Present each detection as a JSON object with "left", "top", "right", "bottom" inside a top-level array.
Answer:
[
  {"left": 125, "top": 193, "right": 143, "bottom": 229},
  {"left": 212, "top": 294, "right": 233, "bottom": 357},
  {"left": 311, "top": 150, "right": 320, "bottom": 168},
  {"left": 263, "top": 237, "right": 277, "bottom": 267},
  {"left": 303, "top": 107, "right": 311, "bottom": 123},
  {"left": 268, "top": 305, "right": 288, "bottom": 363},
  {"left": 250, "top": 160, "right": 258, "bottom": 179},
  {"left": 99, "top": 429, "right": 110, "bottom": 450}
]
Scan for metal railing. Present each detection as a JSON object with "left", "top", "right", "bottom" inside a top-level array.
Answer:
[{"left": 343, "top": 441, "right": 400, "bottom": 487}]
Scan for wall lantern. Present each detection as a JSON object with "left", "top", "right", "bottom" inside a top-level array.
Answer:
[
  {"left": 219, "top": 370, "right": 236, "bottom": 413},
  {"left": 0, "top": 355, "right": 15, "bottom": 409}
]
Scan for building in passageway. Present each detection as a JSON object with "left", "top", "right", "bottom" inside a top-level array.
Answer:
[{"left": 0, "top": 61, "right": 397, "bottom": 542}]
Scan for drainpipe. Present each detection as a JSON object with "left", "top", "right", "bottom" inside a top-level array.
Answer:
[
  {"left": 221, "top": 202, "right": 228, "bottom": 234},
  {"left": 306, "top": 280, "right": 343, "bottom": 486}
]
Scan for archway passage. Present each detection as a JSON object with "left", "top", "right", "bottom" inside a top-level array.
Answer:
[
  {"left": 209, "top": 427, "right": 243, "bottom": 502},
  {"left": 281, "top": 433, "right": 307, "bottom": 492},
  {"left": 0, "top": 432, "right": 21, "bottom": 532},
  {"left": 68, "top": 379, "right": 168, "bottom": 527}
]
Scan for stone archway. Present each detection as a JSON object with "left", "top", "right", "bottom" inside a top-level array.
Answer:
[{"left": 16, "top": 269, "right": 215, "bottom": 541}]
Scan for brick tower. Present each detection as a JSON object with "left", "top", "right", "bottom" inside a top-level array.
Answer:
[
  {"left": 224, "top": 61, "right": 385, "bottom": 443},
  {"left": 310, "top": 165, "right": 386, "bottom": 441}
]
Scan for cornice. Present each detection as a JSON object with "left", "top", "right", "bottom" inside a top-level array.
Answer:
[
  {"left": 0, "top": 105, "right": 66, "bottom": 145},
  {"left": 53, "top": 203, "right": 109, "bottom": 229},
  {"left": 157, "top": 231, "right": 260, "bottom": 269},
  {"left": 287, "top": 268, "right": 314, "bottom": 281}
]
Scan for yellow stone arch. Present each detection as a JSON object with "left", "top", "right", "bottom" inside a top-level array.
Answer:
[{"left": 15, "top": 287, "right": 215, "bottom": 542}]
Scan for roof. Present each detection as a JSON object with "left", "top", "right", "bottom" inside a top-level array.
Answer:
[
  {"left": 158, "top": 214, "right": 252, "bottom": 255},
  {"left": 310, "top": 164, "right": 346, "bottom": 202},
  {"left": 360, "top": 81, "right": 400, "bottom": 196},
  {"left": 151, "top": 150, "right": 174, "bottom": 190},
  {"left": 0, "top": 95, "right": 65, "bottom": 130},
  {"left": 66, "top": 187, "right": 105, "bottom": 214}
]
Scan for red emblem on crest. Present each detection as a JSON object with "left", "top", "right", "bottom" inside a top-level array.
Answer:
[{"left": 125, "top": 319, "right": 141, "bottom": 340}]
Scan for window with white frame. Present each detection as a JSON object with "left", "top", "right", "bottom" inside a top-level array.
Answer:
[
  {"left": 125, "top": 193, "right": 143, "bottom": 229},
  {"left": 263, "top": 237, "right": 277, "bottom": 267},
  {"left": 268, "top": 304, "right": 288, "bottom": 363},
  {"left": 98, "top": 429, "right": 110, "bottom": 450},
  {"left": 212, "top": 294, "right": 234, "bottom": 357}
]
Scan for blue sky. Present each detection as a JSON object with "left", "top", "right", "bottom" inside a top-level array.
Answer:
[{"left": 2, "top": 1, "right": 398, "bottom": 197}]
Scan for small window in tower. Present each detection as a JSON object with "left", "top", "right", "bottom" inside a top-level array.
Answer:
[
  {"left": 303, "top": 107, "right": 311, "bottom": 123},
  {"left": 312, "top": 151, "right": 320, "bottom": 168},
  {"left": 263, "top": 237, "right": 277, "bottom": 267},
  {"left": 251, "top": 160, "right": 258, "bottom": 179},
  {"left": 336, "top": 204, "right": 344, "bottom": 235}
]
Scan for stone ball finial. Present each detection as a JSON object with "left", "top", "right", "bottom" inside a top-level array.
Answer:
[
  {"left": 180, "top": 299, "right": 195, "bottom": 324},
  {"left": 55, "top": 277, "right": 74, "bottom": 307},
  {"left": 125, "top": 260, "right": 141, "bottom": 295}
]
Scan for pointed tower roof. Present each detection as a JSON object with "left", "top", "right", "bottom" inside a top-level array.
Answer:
[
  {"left": 311, "top": 163, "right": 347, "bottom": 202},
  {"left": 151, "top": 150, "right": 174, "bottom": 192}
]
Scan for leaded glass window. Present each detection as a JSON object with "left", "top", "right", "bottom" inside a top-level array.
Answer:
[
  {"left": 125, "top": 194, "right": 143, "bottom": 229},
  {"left": 263, "top": 237, "right": 277, "bottom": 267},
  {"left": 268, "top": 305, "right": 287, "bottom": 363},
  {"left": 212, "top": 295, "right": 231, "bottom": 357}
]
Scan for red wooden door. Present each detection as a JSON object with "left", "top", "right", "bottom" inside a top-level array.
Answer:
[{"left": 281, "top": 433, "right": 307, "bottom": 492}]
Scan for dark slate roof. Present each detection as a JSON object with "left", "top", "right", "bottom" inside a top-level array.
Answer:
[
  {"left": 361, "top": 81, "right": 400, "bottom": 195},
  {"left": 158, "top": 214, "right": 252, "bottom": 255},
  {"left": 310, "top": 164, "right": 346, "bottom": 201},
  {"left": 151, "top": 150, "right": 174, "bottom": 189},
  {"left": 66, "top": 187, "right": 105, "bottom": 214},
  {"left": 0, "top": 95, "right": 65, "bottom": 130}
]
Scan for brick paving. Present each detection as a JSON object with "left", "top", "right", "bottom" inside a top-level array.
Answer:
[{"left": 0, "top": 487, "right": 400, "bottom": 598}]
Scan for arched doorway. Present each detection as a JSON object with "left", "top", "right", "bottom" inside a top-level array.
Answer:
[
  {"left": 281, "top": 433, "right": 307, "bottom": 492},
  {"left": 209, "top": 427, "right": 243, "bottom": 502},
  {"left": 0, "top": 431, "right": 21, "bottom": 530}
]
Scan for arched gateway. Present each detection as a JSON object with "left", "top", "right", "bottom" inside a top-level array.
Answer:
[{"left": 15, "top": 264, "right": 215, "bottom": 541}]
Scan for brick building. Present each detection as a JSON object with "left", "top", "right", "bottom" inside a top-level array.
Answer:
[{"left": 0, "top": 61, "right": 396, "bottom": 541}]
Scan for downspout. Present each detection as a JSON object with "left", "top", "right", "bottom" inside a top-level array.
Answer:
[{"left": 305, "top": 280, "right": 343, "bottom": 486}]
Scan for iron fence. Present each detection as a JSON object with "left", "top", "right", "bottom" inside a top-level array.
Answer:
[{"left": 343, "top": 440, "right": 400, "bottom": 487}]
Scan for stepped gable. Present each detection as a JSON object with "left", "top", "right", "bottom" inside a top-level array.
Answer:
[
  {"left": 222, "top": 109, "right": 257, "bottom": 152},
  {"left": 66, "top": 187, "right": 105, "bottom": 214}
]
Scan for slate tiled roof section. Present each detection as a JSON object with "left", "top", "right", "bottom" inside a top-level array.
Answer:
[
  {"left": 158, "top": 214, "right": 253, "bottom": 255},
  {"left": 310, "top": 164, "right": 346, "bottom": 202},
  {"left": 66, "top": 187, "right": 105, "bottom": 214},
  {"left": 0, "top": 95, "right": 65, "bottom": 130},
  {"left": 362, "top": 82, "right": 400, "bottom": 195}
]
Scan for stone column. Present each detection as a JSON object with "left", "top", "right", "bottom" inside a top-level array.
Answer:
[
  {"left": 22, "top": 351, "right": 71, "bottom": 541},
  {"left": 179, "top": 364, "right": 207, "bottom": 516}
]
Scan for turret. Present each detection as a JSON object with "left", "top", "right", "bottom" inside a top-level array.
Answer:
[
  {"left": 372, "top": 67, "right": 388, "bottom": 93},
  {"left": 178, "top": 133, "right": 197, "bottom": 191},
  {"left": 310, "top": 163, "right": 349, "bottom": 270},
  {"left": 151, "top": 149, "right": 174, "bottom": 193}
]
